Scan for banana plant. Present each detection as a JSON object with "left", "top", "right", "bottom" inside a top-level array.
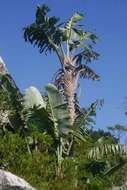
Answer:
[
  {"left": 24, "top": 4, "right": 100, "bottom": 126},
  {"left": 23, "top": 84, "right": 127, "bottom": 185},
  {"left": 23, "top": 83, "right": 90, "bottom": 176}
]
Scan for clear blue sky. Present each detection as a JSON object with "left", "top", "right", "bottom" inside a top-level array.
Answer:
[{"left": 0, "top": 0, "right": 127, "bottom": 132}]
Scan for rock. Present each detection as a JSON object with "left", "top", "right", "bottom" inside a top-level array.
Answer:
[
  {"left": 0, "top": 170, "right": 37, "bottom": 190},
  {"left": 0, "top": 56, "right": 8, "bottom": 75}
]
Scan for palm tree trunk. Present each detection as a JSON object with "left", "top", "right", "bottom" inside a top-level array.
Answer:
[
  {"left": 64, "top": 70, "right": 76, "bottom": 126},
  {"left": 55, "top": 55, "right": 78, "bottom": 126},
  {"left": 67, "top": 91, "right": 75, "bottom": 126}
]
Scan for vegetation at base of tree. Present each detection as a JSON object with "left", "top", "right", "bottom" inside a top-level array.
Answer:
[
  {"left": 0, "top": 129, "right": 122, "bottom": 190},
  {"left": 0, "top": 4, "right": 127, "bottom": 190}
]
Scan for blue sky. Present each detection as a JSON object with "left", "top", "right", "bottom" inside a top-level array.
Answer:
[{"left": 0, "top": 0, "right": 127, "bottom": 132}]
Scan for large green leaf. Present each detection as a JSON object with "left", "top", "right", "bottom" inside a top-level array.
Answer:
[
  {"left": 45, "top": 83, "right": 70, "bottom": 130},
  {"left": 24, "top": 5, "right": 63, "bottom": 54},
  {"left": 68, "top": 29, "right": 97, "bottom": 51},
  {"left": 65, "top": 13, "right": 84, "bottom": 40},
  {"left": 22, "top": 86, "right": 54, "bottom": 135},
  {"left": 73, "top": 47, "right": 100, "bottom": 65},
  {"left": 74, "top": 101, "right": 98, "bottom": 131},
  {"left": 23, "top": 86, "right": 46, "bottom": 109}
]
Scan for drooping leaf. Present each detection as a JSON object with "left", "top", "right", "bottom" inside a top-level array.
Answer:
[
  {"left": 65, "top": 13, "right": 84, "bottom": 40},
  {"left": 26, "top": 106, "right": 54, "bottom": 136},
  {"left": 69, "top": 29, "right": 98, "bottom": 51},
  {"left": 75, "top": 64, "right": 100, "bottom": 81},
  {"left": 73, "top": 47, "right": 100, "bottom": 65},
  {"left": 45, "top": 83, "right": 70, "bottom": 130},
  {"left": 24, "top": 5, "right": 63, "bottom": 54},
  {"left": 88, "top": 144, "right": 127, "bottom": 160},
  {"left": 74, "top": 101, "right": 97, "bottom": 131},
  {"left": 103, "top": 160, "right": 125, "bottom": 177},
  {"left": 23, "top": 86, "right": 46, "bottom": 109}
]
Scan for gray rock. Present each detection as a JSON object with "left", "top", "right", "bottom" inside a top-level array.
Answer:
[{"left": 0, "top": 170, "right": 37, "bottom": 190}]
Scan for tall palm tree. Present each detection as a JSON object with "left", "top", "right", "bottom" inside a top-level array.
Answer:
[{"left": 24, "top": 4, "right": 100, "bottom": 126}]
